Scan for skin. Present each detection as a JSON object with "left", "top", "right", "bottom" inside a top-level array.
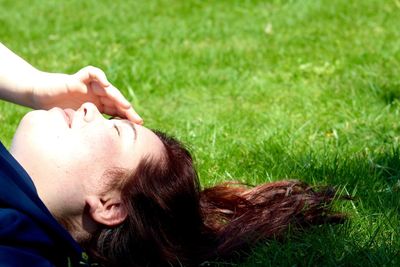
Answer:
[
  {"left": 10, "top": 102, "right": 164, "bottom": 240},
  {"left": 0, "top": 42, "right": 150, "bottom": 240},
  {"left": 0, "top": 42, "right": 143, "bottom": 123}
]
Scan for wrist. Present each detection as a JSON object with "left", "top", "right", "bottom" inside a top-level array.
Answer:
[
  {"left": 24, "top": 69, "right": 47, "bottom": 109},
  {"left": 30, "top": 71, "right": 72, "bottom": 110},
  {"left": 0, "top": 65, "right": 42, "bottom": 108}
]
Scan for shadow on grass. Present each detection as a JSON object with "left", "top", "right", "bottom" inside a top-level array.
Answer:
[
  {"left": 369, "top": 82, "right": 400, "bottom": 106},
  {"left": 218, "top": 140, "right": 400, "bottom": 267},
  {"left": 240, "top": 139, "right": 400, "bottom": 214},
  {"left": 204, "top": 223, "right": 399, "bottom": 267}
]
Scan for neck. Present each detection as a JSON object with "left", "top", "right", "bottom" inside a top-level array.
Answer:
[{"left": 54, "top": 212, "right": 98, "bottom": 244}]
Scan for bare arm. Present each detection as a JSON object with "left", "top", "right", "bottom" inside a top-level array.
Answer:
[
  {"left": 0, "top": 42, "right": 143, "bottom": 123},
  {"left": 0, "top": 42, "right": 40, "bottom": 107}
]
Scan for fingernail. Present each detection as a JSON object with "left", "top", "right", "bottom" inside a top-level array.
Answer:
[
  {"left": 134, "top": 114, "right": 143, "bottom": 124},
  {"left": 124, "top": 100, "right": 132, "bottom": 108}
]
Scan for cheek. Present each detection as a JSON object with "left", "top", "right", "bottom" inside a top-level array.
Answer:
[
  {"left": 67, "top": 132, "right": 122, "bottom": 183},
  {"left": 11, "top": 111, "right": 65, "bottom": 155},
  {"left": 74, "top": 129, "right": 121, "bottom": 165}
]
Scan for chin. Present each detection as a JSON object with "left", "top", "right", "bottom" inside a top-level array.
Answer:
[{"left": 11, "top": 111, "right": 54, "bottom": 159}]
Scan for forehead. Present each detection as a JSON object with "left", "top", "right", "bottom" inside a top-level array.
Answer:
[
  {"left": 111, "top": 118, "right": 163, "bottom": 154},
  {"left": 137, "top": 125, "right": 164, "bottom": 152},
  {"left": 129, "top": 123, "right": 165, "bottom": 165}
]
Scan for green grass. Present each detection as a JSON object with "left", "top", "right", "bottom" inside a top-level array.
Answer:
[{"left": 1, "top": 0, "right": 399, "bottom": 266}]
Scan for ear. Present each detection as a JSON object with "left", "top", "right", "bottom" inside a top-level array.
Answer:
[{"left": 85, "top": 193, "right": 128, "bottom": 226}]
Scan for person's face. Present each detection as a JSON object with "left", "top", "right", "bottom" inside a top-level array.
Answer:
[{"left": 10, "top": 102, "right": 164, "bottom": 203}]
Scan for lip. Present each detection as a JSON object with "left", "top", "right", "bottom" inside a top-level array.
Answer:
[{"left": 63, "top": 109, "right": 75, "bottom": 128}]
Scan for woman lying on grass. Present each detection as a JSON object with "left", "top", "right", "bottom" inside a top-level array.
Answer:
[{"left": 0, "top": 43, "right": 345, "bottom": 267}]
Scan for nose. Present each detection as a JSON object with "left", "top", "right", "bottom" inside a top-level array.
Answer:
[{"left": 79, "top": 102, "right": 102, "bottom": 123}]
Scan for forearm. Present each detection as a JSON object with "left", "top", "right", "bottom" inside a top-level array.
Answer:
[{"left": 0, "top": 42, "right": 40, "bottom": 107}]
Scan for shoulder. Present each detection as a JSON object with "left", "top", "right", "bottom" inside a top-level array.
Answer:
[
  {"left": 0, "top": 208, "right": 52, "bottom": 244},
  {"left": 0, "top": 245, "right": 54, "bottom": 267},
  {"left": 0, "top": 208, "right": 56, "bottom": 265},
  {"left": 0, "top": 208, "right": 69, "bottom": 267}
]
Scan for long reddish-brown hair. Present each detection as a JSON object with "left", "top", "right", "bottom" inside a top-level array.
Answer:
[{"left": 85, "top": 131, "right": 346, "bottom": 266}]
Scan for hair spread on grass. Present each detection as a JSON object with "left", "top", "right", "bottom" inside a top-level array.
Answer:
[{"left": 84, "top": 131, "right": 347, "bottom": 267}]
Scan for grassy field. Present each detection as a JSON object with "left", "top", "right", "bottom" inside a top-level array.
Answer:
[{"left": 1, "top": 0, "right": 399, "bottom": 266}]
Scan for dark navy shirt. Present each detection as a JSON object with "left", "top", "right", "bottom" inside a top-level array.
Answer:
[{"left": 0, "top": 142, "right": 83, "bottom": 266}]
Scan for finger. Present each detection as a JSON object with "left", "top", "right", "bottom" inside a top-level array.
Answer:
[
  {"left": 78, "top": 66, "right": 110, "bottom": 87},
  {"left": 104, "top": 84, "right": 131, "bottom": 109},
  {"left": 98, "top": 86, "right": 142, "bottom": 122},
  {"left": 121, "top": 105, "right": 143, "bottom": 125},
  {"left": 92, "top": 82, "right": 132, "bottom": 110},
  {"left": 91, "top": 82, "right": 107, "bottom": 96},
  {"left": 102, "top": 104, "right": 143, "bottom": 124},
  {"left": 102, "top": 101, "right": 143, "bottom": 124},
  {"left": 102, "top": 105, "right": 120, "bottom": 117},
  {"left": 85, "top": 66, "right": 110, "bottom": 87},
  {"left": 100, "top": 96, "right": 115, "bottom": 107}
]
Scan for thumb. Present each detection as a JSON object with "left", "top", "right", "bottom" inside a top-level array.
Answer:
[{"left": 77, "top": 66, "right": 111, "bottom": 87}]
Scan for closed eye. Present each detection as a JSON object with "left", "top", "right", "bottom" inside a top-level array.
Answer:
[
  {"left": 109, "top": 117, "right": 121, "bottom": 136},
  {"left": 109, "top": 117, "right": 136, "bottom": 140}
]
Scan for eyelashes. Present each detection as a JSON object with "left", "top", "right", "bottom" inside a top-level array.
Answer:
[{"left": 113, "top": 124, "right": 120, "bottom": 135}]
